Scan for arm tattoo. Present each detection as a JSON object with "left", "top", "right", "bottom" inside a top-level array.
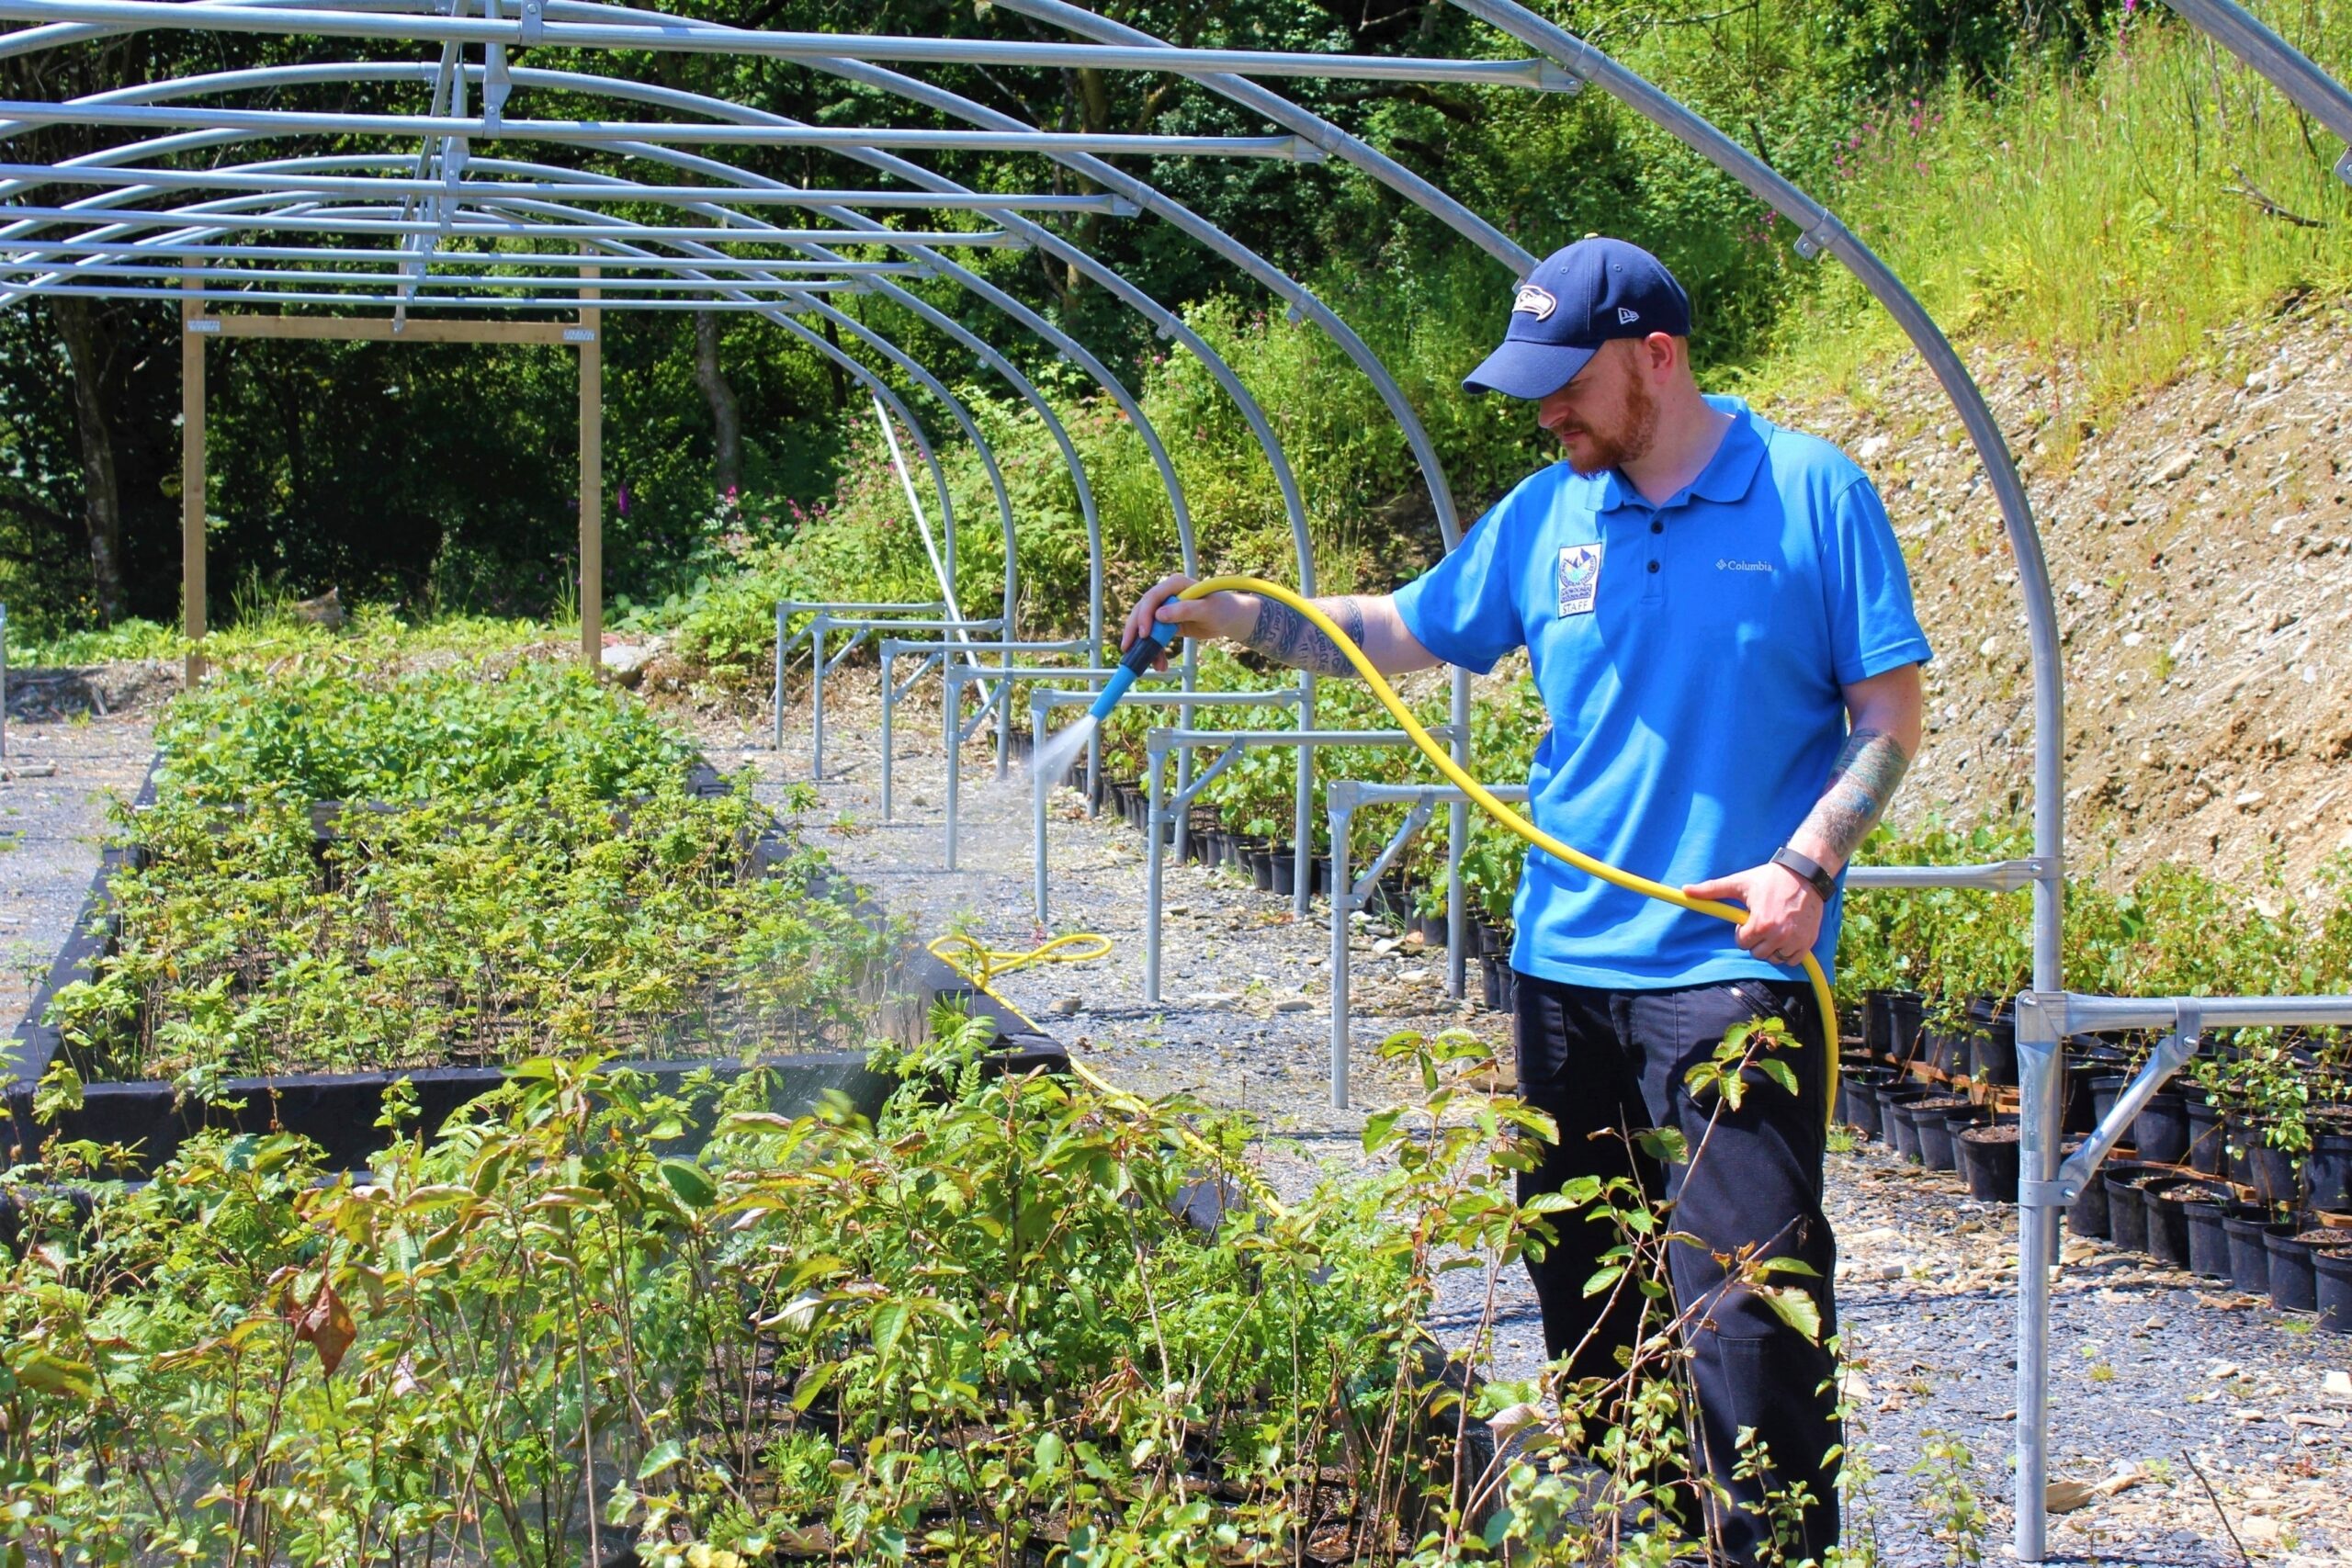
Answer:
[
  {"left": 1239, "top": 594, "right": 1371, "bottom": 678},
  {"left": 1795, "top": 727, "right": 1913, "bottom": 868}
]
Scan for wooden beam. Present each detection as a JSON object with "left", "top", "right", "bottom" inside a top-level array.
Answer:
[
  {"left": 185, "top": 313, "right": 594, "bottom": 345},
  {"left": 578, "top": 266, "right": 602, "bottom": 670},
  {"left": 181, "top": 262, "right": 206, "bottom": 683}
]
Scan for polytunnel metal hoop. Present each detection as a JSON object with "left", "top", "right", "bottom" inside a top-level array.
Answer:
[{"left": 8, "top": 0, "right": 2352, "bottom": 1555}]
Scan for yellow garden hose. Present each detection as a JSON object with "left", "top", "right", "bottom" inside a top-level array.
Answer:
[
  {"left": 1177, "top": 575, "right": 1844, "bottom": 1093},
  {"left": 929, "top": 572, "right": 1840, "bottom": 1153},
  {"left": 928, "top": 931, "right": 1293, "bottom": 1219}
]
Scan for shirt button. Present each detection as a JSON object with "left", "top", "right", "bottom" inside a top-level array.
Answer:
[
  {"left": 1646, "top": 560, "right": 1660, "bottom": 573},
  {"left": 1650, "top": 521, "right": 1663, "bottom": 534}
]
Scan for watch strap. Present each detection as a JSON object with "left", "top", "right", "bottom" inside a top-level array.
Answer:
[{"left": 1770, "top": 845, "right": 1837, "bottom": 901}]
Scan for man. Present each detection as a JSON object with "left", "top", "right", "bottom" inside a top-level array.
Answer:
[{"left": 1119, "top": 236, "right": 1928, "bottom": 1561}]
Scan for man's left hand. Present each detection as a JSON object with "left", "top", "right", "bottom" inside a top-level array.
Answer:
[{"left": 1682, "top": 863, "right": 1824, "bottom": 968}]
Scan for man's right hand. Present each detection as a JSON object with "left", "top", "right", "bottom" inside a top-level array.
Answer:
[{"left": 1117, "top": 574, "right": 1258, "bottom": 670}]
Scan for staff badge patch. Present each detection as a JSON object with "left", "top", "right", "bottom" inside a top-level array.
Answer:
[{"left": 1557, "top": 542, "right": 1603, "bottom": 617}]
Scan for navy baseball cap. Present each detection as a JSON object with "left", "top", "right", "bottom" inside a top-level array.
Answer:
[{"left": 1463, "top": 237, "right": 1692, "bottom": 399}]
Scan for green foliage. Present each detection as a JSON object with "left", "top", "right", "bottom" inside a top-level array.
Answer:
[
  {"left": 153, "top": 660, "right": 690, "bottom": 804},
  {"left": 1765, "top": 6, "right": 2352, "bottom": 416},
  {"left": 50, "top": 661, "right": 890, "bottom": 1083},
  {"left": 0, "top": 1033, "right": 1533, "bottom": 1564}
]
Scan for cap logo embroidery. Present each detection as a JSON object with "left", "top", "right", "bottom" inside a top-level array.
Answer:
[
  {"left": 1512, "top": 284, "right": 1557, "bottom": 320},
  {"left": 1616, "top": 307, "right": 1640, "bottom": 324}
]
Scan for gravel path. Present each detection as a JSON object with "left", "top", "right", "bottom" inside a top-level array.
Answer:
[
  {"left": 2, "top": 692, "right": 160, "bottom": 1036},
  {"left": 719, "top": 675, "right": 2352, "bottom": 1566}
]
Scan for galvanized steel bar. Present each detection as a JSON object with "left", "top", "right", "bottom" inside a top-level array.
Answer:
[{"left": 0, "top": 1, "right": 1582, "bottom": 90}]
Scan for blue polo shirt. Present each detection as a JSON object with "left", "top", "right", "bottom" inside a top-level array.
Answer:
[{"left": 1394, "top": 396, "right": 1931, "bottom": 989}]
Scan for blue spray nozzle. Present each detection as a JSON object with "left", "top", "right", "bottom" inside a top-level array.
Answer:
[{"left": 1088, "top": 617, "right": 1182, "bottom": 723}]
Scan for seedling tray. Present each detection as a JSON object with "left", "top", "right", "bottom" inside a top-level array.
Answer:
[{"left": 6, "top": 760, "right": 1063, "bottom": 1174}]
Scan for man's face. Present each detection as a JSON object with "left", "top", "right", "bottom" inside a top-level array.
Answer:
[{"left": 1534, "top": 338, "right": 1659, "bottom": 476}]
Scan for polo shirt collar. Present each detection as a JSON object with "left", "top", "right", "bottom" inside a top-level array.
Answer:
[{"left": 1589, "top": 396, "right": 1768, "bottom": 513}]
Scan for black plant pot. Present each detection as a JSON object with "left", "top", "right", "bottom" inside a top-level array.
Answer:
[
  {"left": 2060, "top": 1060, "right": 2107, "bottom": 1135},
  {"left": 1833, "top": 1057, "right": 1877, "bottom": 1129},
  {"left": 2225, "top": 1115, "right": 2256, "bottom": 1187},
  {"left": 2315, "top": 1247, "right": 2352, "bottom": 1334},
  {"left": 1887, "top": 992, "right": 1927, "bottom": 1065},
  {"left": 1246, "top": 849, "right": 1275, "bottom": 892},
  {"left": 2066, "top": 1168, "right": 2112, "bottom": 1239},
  {"left": 2186, "top": 1097, "right": 2227, "bottom": 1176},
  {"left": 2223, "top": 1210, "right": 2285, "bottom": 1295},
  {"left": 2075, "top": 1158, "right": 2161, "bottom": 1243},
  {"left": 2134, "top": 1092, "right": 2191, "bottom": 1166},
  {"left": 2105, "top": 1171, "right": 2155, "bottom": 1253},
  {"left": 1957, "top": 1126, "right": 2022, "bottom": 1202},
  {"left": 1271, "top": 852, "right": 1298, "bottom": 897},
  {"left": 1926, "top": 1025, "right": 1966, "bottom": 1078},
  {"left": 1966, "top": 999, "right": 2018, "bottom": 1087},
  {"left": 2143, "top": 1178, "right": 2228, "bottom": 1269},
  {"left": 2183, "top": 1199, "right": 2235, "bottom": 1279},
  {"left": 1480, "top": 955, "right": 1505, "bottom": 1012},
  {"left": 1863, "top": 991, "right": 1896, "bottom": 1058},
  {"left": 2268, "top": 1229, "right": 2326, "bottom": 1313},
  {"left": 1882, "top": 1086, "right": 1933, "bottom": 1161},
  {"left": 1886, "top": 1100, "right": 1928, "bottom": 1164},
  {"left": 1909, "top": 1096, "right": 1973, "bottom": 1171},
  {"left": 1310, "top": 855, "right": 1335, "bottom": 897},
  {"left": 2247, "top": 1144, "right": 2303, "bottom": 1207},
  {"left": 2090, "top": 1074, "right": 2127, "bottom": 1133},
  {"left": 2311, "top": 1125, "right": 2352, "bottom": 1213},
  {"left": 1841, "top": 1068, "right": 1896, "bottom": 1139}
]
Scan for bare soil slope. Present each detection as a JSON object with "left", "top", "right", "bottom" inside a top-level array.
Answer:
[{"left": 1756, "top": 300, "right": 2352, "bottom": 907}]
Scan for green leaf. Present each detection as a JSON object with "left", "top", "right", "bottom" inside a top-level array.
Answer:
[
  {"left": 13, "top": 1350, "right": 96, "bottom": 1402},
  {"left": 870, "top": 1299, "right": 911, "bottom": 1360},
  {"left": 1033, "top": 1431, "right": 1066, "bottom": 1473},
  {"left": 790, "top": 1361, "right": 840, "bottom": 1412},
  {"left": 1758, "top": 1058, "right": 1800, "bottom": 1098},
  {"left": 658, "top": 1159, "right": 718, "bottom": 1208},
  {"left": 637, "top": 1439, "right": 685, "bottom": 1480},
  {"left": 1756, "top": 1285, "right": 1823, "bottom": 1343},
  {"left": 1360, "top": 1109, "right": 1403, "bottom": 1153},
  {"left": 1581, "top": 1264, "right": 1625, "bottom": 1298}
]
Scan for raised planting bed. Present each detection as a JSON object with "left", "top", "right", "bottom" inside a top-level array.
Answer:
[
  {"left": 5, "top": 661, "right": 1061, "bottom": 1174},
  {"left": 0, "top": 1024, "right": 1518, "bottom": 1563}
]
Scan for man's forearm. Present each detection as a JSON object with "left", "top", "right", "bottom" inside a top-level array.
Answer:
[
  {"left": 1790, "top": 727, "right": 1912, "bottom": 871},
  {"left": 1238, "top": 594, "right": 1372, "bottom": 677}
]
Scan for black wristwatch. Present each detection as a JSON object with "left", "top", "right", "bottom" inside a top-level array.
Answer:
[{"left": 1770, "top": 845, "right": 1837, "bottom": 901}]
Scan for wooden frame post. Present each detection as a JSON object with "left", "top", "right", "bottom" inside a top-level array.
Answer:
[
  {"left": 578, "top": 265, "right": 602, "bottom": 670},
  {"left": 180, "top": 261, "right": 208, "bottom": 683},
  {"left": 168, "top": 302, "right": 605, "bottom": 672}
]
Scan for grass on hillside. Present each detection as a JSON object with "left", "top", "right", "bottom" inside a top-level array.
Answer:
[{"left": 1757, "top": 8, "right": 2352, "bottom": 432}]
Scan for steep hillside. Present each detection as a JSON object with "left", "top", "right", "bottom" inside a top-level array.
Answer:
[{"left": 1757, "top": 300, "right": 2352, "bottom": 908}]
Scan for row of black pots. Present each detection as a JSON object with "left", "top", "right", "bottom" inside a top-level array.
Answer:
[
  {"left": 1842, "top": 1072, "right": 2029, "bottom": 1201},
  {"left": 2069, "top": 1163, "right": 2352, "bottom": 1329},
  {"left": 1842, "top": 1066, "right": 2352, "bottom": 1330},
  {"left": 1860, "top": 991, "right": 2019, "bottom": 1087},
  {"left": 2080, "top": 1085, "right": 2352, "bottom": 1211}
]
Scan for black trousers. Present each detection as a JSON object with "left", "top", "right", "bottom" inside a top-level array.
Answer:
[{"left": 1512, "top": 972, "right": 1841, "bottom": 1563}]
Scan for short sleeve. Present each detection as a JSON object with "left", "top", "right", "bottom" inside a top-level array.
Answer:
[
  {"left": 1392, "top": 494, "right": 1526, "bottom": 675},
  {"left": 1823, "top": 476, "right": 1933, "bottom": 685}
]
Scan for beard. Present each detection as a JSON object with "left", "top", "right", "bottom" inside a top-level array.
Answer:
[{"left": 1556, "top": 368, "right": 1660, "bottom": 477}]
